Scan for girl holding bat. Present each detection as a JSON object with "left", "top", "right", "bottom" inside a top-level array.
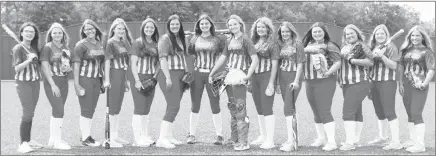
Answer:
[
  {"left": 40, "top": 22, "right": 72, "bottom": 150},
  {"left": 129, "top": 17, "right": 160, "bottom": 147},
  {"left": 72, "top": 19, "right": 105, "bottom": 147},
  {"left": 186, "top": 14, "right": 225, "bottom": 145},
  {"left": 13, "top": 22, "right": 43, "bottom": 153},
  {"left": 156, "top": 14, "right": 189, "bottom": 149},
  {"left": 275, "top": 21, "right": 306, "bottom": 152},
  {"left": 209, "top": 14, "right": 259, "bottom": 151},
  {"left": 367, "top": 24, "right": 402, "bottom": 150},
  {"left": 398, "top": 25, "right": 435, "bottom": 153},
  {"left": 338, "top": 24, "right": 374, "bottom": 151},
  {"left": 248, "top": 17, "right": 279, "bottom": 150},
  {"left": 302, "top": 22, "right": 341, "bottom": 151},
  {"left": 102, "top": 18, "right": 133, "bottom": 148}
]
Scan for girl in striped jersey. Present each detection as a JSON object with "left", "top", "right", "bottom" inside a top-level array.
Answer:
[
  {"left": 276, "top": 21, "right": 306, "bottom": 152},
  {"left": 209, "top": 14, "right": 259, "bottom": 151},
  {"left": 302, "top": 22, "right": 341, "bottom": 151},
  {"left": 72, "top": 19, "right": 105, "bottom": 147},
  {"left": 129, "top": 18, "right": 160, "bottom": 147},
  {"left": 186, "top": 14, "right": 225, "bottom": 145},
  {"left": 102, "top": 18, "right": 133, "bottom": 147},
  {"left": 13, "top": 22, "right": 43, "bottom": 153},
  {"left": 398, "top": 25, "right": 435, "bottom": 153},
  {"left": 156, "top": 14, "right": 189, "bottom": 149},
  {"left": 366, "top": 24, "right": 402, "bottom": 150},
  {"left": 40, "top": 23, "right": 72, "bottom": 150},
  {"left": 338, "top": 24, "right": 374, "bottom": 151},
  {"left": 248, "top": 17, "right": 279, "bottom": 150}
]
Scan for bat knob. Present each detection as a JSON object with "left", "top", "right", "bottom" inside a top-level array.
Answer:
[{"left": 105, "top": 142, "right": 110, "bottom": 149}]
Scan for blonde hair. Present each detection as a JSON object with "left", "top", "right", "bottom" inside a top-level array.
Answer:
[
  {"left": 278, "top": 21, "right": 301, "bottom": 45},
  {"left": 108, "top": 18, "right": 133, "bottom": 45},
  {"left": 226, "top": 14, "right": 246, "bottom": 35},
  {"left": 342, "top": 24, "right": 365, "bottom": 46},
  {"left": 46, "top": 22, "right": 70, "bottom": 47},
  {"left": 368, "top": 24, "right": 390, "bottom": 50},
  {"left": 399, "top": 25, "right": 434, "bottom": 54},
  {"left": 250, "top": 17, "right": 275, "bottom": 43}
]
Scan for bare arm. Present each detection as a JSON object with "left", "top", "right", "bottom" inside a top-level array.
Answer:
[
  {"left": 294, "top": 63, "right": 303, "bottom": 83},
  {"left": 209, "top": 54, "right": 227, "bottom": 76},
  {"left": 159, "top": 57, "right": 171, "bottom": 80},
  {"left": 350, "top": 58, "right": 374, "bottom": 67},
  {"left": 130, "top": 55, "right": 140, "bottom": 82},
  {"left": 325, "top": 61, "right": 341, "bottom": 76},
  {"left": 246, "top": 55, "right": 259, "bottom": 78},
  {"left": 423, "top": 70, "right": 435, "bottom": 86},
  {"left": 268, "top": 60, "right": 278, "bottom": 85},
  {"left": 41, "top": 61, "right": 56, "bottom": 86},
  {"left": 104, "top": 60, "right": 111, "bottom": 82},
  {"left": 14, "top": 59, "right": 33, "bottom": 73}
]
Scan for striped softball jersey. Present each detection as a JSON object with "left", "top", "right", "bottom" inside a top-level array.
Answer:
[
  {"left": 369, "top": 42, "right": 400, "bottom": 81},
  {"left": 72, "top": 39, "right": 105, "bottom": 78},
  {"left": 222, "top": 35, "right": 256, "bottom": 71},
  {"left": 305, "top": 42, "right": 341, "bottom": 80},
  {"left": 278, "top": 40, "right": 306, "bottom": 72},
  {"left": 254, "top": 41, "right": 280, "bottom": 73},
  {"left": 40, "top": 42, "right": 71, "bottom": 77},
  {"left": 190, "top": 35, "right": 225, "bottom": 73},
  {"left": 105, "top": 38, "right": 130, "bottom": 70},
  {"left": 158, "top": 34, "right": 187, "bottom": 70},
  {"left": 401, "top": 46, "right": 435, "bottom": 78},
  {"left": 130, "top": 38, "right": 159, "bottom": 75},
  {"left": 338, "top": 42, "right": 374, "bottom": 85},
  {"left": 12, "top": 44, "right": 41, "bottom": 81}
]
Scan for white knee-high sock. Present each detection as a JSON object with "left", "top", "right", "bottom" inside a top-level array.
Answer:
[
  {"left": 212, "top": 113, "right": 223, "bottom": 136},
  {"left": 132, "top": 115, "right": 142, "bottom": 142},
  {"left": 258, "top": 115, "right": 266, "bottom": 137},
  {"left": 315, "top": 123, "right": 326, "bottom": 140},
  {"left": 415, "top": 124, "right": 425, "bottom": 146},
  {"left": 49, "top": 116, "right": 55, "bottom": 142},
  {"left": 285, "top": 116, "right": 294, "bottom": 143},
  {"left": 408, "top": 122, "right": 416, "bottom": 141},
  {"left": 377, "top": 119, "right": 388, "bottom": 139},
  {"left": 355, "top": 121, "right": 363, "bottom": 143},
  {"left": 389, "top": 119, "right": 400, "bottom": 143},
  {"left": 53, "top": 117, "right": 63, "bottom": 141},
  {"left": 189, "top": 112, "right": 199, "bottom": 136},
  {"left": 344, "top": 121, "right": 356, "bottom": 144},
  {"left": 324, "top": 122, "right": 336, "bottom": 144},
  {"left": 264, "top": 115, "right": 275, "bottom": 144},
  {"left": 110, "top": 115, "right": 119, "bottom": 139},
  {"left": 158, "top": 120, "right": 170, "bottom": 140},
  {"left": 80, "top": 116, "right": 91, "bottom": 140},
  {"left": 141, "top": 115, "right": 150, "bottom": 138}
]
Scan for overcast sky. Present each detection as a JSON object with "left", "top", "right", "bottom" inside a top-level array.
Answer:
[{"left": 390, "top": 2, "right": 435, "bottom": 22}]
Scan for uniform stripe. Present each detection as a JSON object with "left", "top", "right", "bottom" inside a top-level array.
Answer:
[
  {"left": 280, "top": 59, "right": 297, "bottom": 72},
  {"left": 167, "top": 52, "right": 186, "bottom": 70},
  {"left": 370, "top": 61, "right": 396, "bottom": 81},
  {"left": 137, "top": 56, "right": 157, "bottom": 74},
  {"left": 338, "top": 58, "right": 369, "bottom": 85}
]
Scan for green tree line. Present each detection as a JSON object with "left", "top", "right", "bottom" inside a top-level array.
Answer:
[{"left": 1, "top": 1, "right": 434, "bottom": 41}]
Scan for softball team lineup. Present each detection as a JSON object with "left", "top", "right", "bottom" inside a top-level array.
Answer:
[{"left": 9, "top": 13, "right": 435, "bottom": 154}]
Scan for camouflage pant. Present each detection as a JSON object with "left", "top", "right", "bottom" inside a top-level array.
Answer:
[{"left": 226, "top": 85, "right": 250, "bottom": 145}]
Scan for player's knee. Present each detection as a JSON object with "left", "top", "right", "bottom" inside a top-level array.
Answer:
[
  {"left": 411, "top": 114, "right": 423, "bottom": 125},
  {"left": 385, "top": 112, "right": 397, "bottom": 121},
  {"left": 191, "top": 106, "right": 200, "bottom": 113},
  {"left": 321, "top": 114, "right": 334, "bottom": 124},
  {"left": 262, "top": 108, "right": 273, "bottom": 116},
  {"left": 22, "top": 113, "right": 34, "bottom": 122},
  {"left": 52, "top": 110, "right": 64, "bottom": 118},
  {"left": 211, "top": 106, "right": 221, "bottom": 114},
  {"left": 81, "top": 111, "right": 94, "bottom": 119}
]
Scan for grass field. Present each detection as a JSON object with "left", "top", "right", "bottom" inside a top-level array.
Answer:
[{"left": 1, "top": 81, "right": 435, "bottom": 155}]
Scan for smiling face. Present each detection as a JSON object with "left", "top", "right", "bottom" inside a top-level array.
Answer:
[
  {"left": 280, "top": 26, "right": 291, "bottom": 40},
  {"left": 312, "top": 27, "right": 325, "bottom": 42},
  {"left": 256, "top": 22, "right": 267, "bottom": 37},
  {"left": 169, "top": 19, "right": 180, "bottom": 34},
  {"left": 143, "top": 22, "right": 155, "bottom": 37},
  {"left": 21, "top": 26, "right": 35, "bottom": 41},
  {"left": 228, "top": 19, "right": 241, "bottom": 34},
  {"left": 199, "top": 19, "right": 211, "bottom": 33},
  {"left": 375, "top": 29, "right": 387, "bottom": 44},
  {"left": 83, "top": 24, "right": 96, "bottom": 39},
  {"left": 113, "top": 24, "right": 126, "bottom": 39},
  {"left": 51, "top": 27, "right": 64, "bottom": 42},
  {"left": 410, "top": 30, "right": 423, "bottom": 46},
  {"left": 345, "top": 28, "right": 358, "bottom": 44}
]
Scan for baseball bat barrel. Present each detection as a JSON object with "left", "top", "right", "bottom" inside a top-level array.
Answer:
[{"left": 291, "top": 88, "right": 298, "bottom": 150}]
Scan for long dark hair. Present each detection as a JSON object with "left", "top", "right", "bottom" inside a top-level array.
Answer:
[
  {"left": 19, "top": 22, "right": 40, "bottom": 53},
  {"left": 302, "top": 22, "right": 333, "bottom": 47},
  {"left": 166, "top": 14, "right": 186, "bottom": 52},
  {"left": 194, "top": 14, "right": 216, "bottom": 36},
  {"left": 79, "top": 19, "right": 103, "bottom": 41},
  {"left": 140, "top": 18, "right": 159, "bottom": 44}
]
